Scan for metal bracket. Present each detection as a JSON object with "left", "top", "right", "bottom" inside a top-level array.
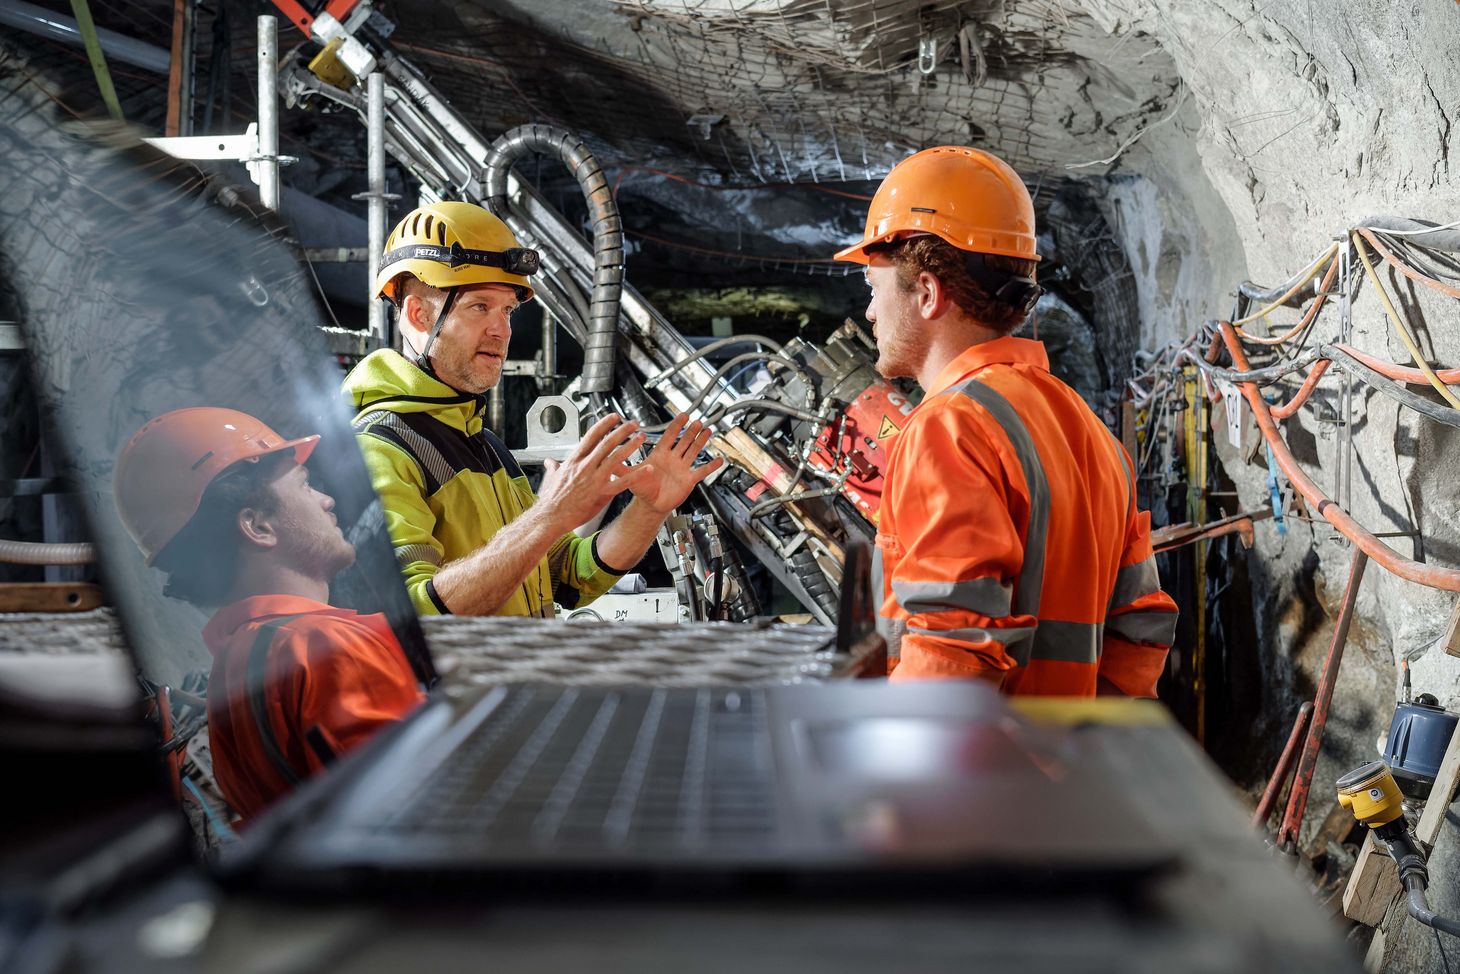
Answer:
[
  {"left": 918, "top": 37, "right": 939, "bottom": 75},
  {"left": 143, "top": 123, "right": 297, "bottom": 190}
]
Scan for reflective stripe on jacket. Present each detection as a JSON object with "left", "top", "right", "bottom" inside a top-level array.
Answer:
[
  {"left": 202, "top": 594, "right": 424, "bottom": 822},
  {"left": 876, "top": 336, "right": 1177, "bottom": 696},
  {"left": 342, "top": 349, "right": 621, "bottom": 618}
]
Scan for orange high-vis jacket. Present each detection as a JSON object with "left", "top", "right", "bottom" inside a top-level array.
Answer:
[
  {"left": 875, "top": 336, "right": 1177, "bottom": 696},
  {"left": 202, "top": 594, "right": 425, "bottom": 822}
]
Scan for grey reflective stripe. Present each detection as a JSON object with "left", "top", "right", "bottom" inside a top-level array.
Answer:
[
  {"left": 1030, "top": 620, "right": 1102, "bottom": 664},
  {"left": 908, "top": 624, "right": 1036, "bottom": 667},
  {"left": 395, "top": 543, "right": 442, "bottom": 568},
  {"left": 1107, "top": 429, "right": 1135, "bottom": 519},
  {"left": 355, "top": 410, "right": 457, "bottom": 490},
  {"left": 893, "top": 577, "right": 1012, "bottom": 618},
  {"left": 871, "top": 546, "right": 903, "bottom": 661},
  {"left": 1108, "top": 609, "right": 1179, "bottom": 646},
  {"left": 1109, "top": 557, "right": 1161, "bottom": 612},
  {"left": 948, "top": 380, "right": 1049, "bottom": 620}
]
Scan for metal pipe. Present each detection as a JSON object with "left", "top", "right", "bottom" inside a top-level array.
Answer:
[
  {"left": 1252, "top": 701, "right": 1313, "bottom": 830},
  {"left": 541, "top": 308, "right": 556, "bottom": 385},
  {"left": 1278, "top": 549, "right": 1368, "bottom": 847},
  {"left": 255, "top": 15, "right": 280, "bottom": 212},
  {"left": 488, "top": 382, "right": 506, "bottom": 439},
  {"left": 0, "top": 0, "right": 171, "bottom": 74},
  {"left": 365, "top": 71, "right": 387, "bottom": 345}
]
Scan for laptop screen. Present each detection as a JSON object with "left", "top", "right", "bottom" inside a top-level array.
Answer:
[{"left": 2, "top": 62, "right": 432, "bottom": 830}]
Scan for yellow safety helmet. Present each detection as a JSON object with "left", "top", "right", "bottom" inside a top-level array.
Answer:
[{"left": 374, "top": 201, "right": 538, "bottom": 303}]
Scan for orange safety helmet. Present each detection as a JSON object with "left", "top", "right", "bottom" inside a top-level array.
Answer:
[
  {"left": 114, "top": 407, "right": 319, "bottom": 565},
  {"left": 835, "top": 146, "right": 1040, "bottom": 265}
]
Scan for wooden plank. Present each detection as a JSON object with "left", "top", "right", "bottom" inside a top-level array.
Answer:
[
  {"left": 1343, "top": 707, "right": 1460, "bottom": 925},
  {"left": 1444, "top": 598, "right": 1460, "bottom": 659},
  {"left": 0, "top": 582, "right": 104, "bottom": 613},
  {"left": 1343, "top": 833, "right": 1400, "bottom": 926}
]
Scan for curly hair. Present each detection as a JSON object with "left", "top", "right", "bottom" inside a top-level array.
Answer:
[
  {"left": 151, "top": 453, "right": 290, "bottom": 608},
  {"left": 882, "top": 236, "right": 1038, "bottom": 335}
]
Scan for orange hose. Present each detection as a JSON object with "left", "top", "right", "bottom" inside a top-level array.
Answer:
[
  {"left": 1235, "top": 255, "right": 1341, "bottom": 345},
  {"left": 1217, "top": 321, "right": 1460, "bottom": 591},
  {"left": 1270, "top": 359, "right": 1332, "bottom": 419},
  {"left": 1333, "top": 343, "right": 1460, "bottom": 385},
  {"left": 1356, "top": 227, "right": 1460, "bottom": 300}
]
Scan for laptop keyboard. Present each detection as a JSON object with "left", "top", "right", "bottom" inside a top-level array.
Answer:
[{"left": 375, "top": 687, "right": 782, "bottom": 850}]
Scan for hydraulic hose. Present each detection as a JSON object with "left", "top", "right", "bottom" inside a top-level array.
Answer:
[
  {"left": 1232, "top": 243, "right": 1338, "bottom": 327},
  {"left": 1357, "top": 227, "right": 1460, "bottom": 300},
  {"left": 1405, "top": 876, "right": 1460, "bottom": 938},
  {"left": 1352, "top": 232, "right": 1460, "bottom": 409},
  {"left": 1216, "top": 320, "right": 1460, "bottom": 591},
  {"left": 484, "top": 125, "right": 623, "bottom": 395},
  {"left": 1331, "top": 343, "right": 1460, "bottom": 386},
  {"left": 1235, "top": 255, "right": 1340, "bottom": 346},
  {"left": 0, "top": 539, "right": 96, "bottom": 565},
  {"left": 1359, "top": 216, "right": 1460, "bottom": 254},
  {"left": 1382, "top": 831, "right": 1460, "bottom": 939},
  {"left": 1322, "top": 346, "right": 1460, "bottom": 430}
]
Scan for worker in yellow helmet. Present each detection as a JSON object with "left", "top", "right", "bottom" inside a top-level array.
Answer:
[{"left": 342, "top": 201, "right": 722, "bottom": 617}]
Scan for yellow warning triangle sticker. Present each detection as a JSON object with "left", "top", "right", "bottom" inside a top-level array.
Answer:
[{"left": 877, "top": 415, "right": 901, "bottom": 439}]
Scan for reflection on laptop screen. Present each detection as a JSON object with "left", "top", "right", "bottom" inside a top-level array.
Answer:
[{"left": 2, "top": 84, "right": 431, "bottom": 828}]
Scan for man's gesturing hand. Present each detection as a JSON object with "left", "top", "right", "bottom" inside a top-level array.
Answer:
[
  {"left": 535, "top": 413, "right": 654, "bottom": 531},
  {"left": 630, "top": 414, "right": 725, "bottom": 515}
]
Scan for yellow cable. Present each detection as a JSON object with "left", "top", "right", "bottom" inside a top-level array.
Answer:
[
  {"left": 1231, "top": 242, "right": 1340, "bottom": 327},
  {"left": 1351, "top": 231, "right": 1460, "bottom": 410}
]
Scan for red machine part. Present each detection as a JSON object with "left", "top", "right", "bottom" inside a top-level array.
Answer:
[
  {"left": 270, "top": 0, "right": 362, "bottom": 37},
  {"left": 806, "top": 379, "right": 915, "bottom": 524}
]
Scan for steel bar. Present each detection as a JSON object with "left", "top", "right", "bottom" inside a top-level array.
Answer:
[
  {"left": 0, "top": 0, "right": 170, "bottom": 73},
  {"left": 1278, "top": 548, "right": 1369, "bottom": 847},
  {"left": 255, "top": 15, "right": 280, "bottom": 211},
  {"left": 365, "top": 72, "right": 388, "bottom": 345},
  {"left": 1252, "top": 701, "right": 1314, "bottom": 830}
]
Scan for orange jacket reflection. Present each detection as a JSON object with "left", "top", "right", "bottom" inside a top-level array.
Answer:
[
  {"left": 876, "top": 337, "right": 1178, "bottom": 695},
  {"left": 202, "top": 594, "right": 424, "bottom": 822}
]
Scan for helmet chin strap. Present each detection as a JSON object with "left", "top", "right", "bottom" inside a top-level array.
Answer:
[{"left": 406, "top": 287, "right": 459, "bottom": 379}]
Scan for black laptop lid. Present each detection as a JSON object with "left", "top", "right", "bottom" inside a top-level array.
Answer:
[{"left": 0, "top": 49, "right": 434, "bottom": 840}]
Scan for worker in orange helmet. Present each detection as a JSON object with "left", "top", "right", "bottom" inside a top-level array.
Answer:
[
  {"left": 114, "top": 407, "right": 424, "bottom": 821},
  {"left": 834, "top": 146, "right": 1177, "bottom": 696}
]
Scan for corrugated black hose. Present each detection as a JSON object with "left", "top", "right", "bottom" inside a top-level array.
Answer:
[{"left": 484, "top": 124, "right": 623, "bottom": 397}]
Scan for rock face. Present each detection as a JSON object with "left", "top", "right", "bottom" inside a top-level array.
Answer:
[{"left": 1080, "top": 3, "right": 1458, "bottom": 968}]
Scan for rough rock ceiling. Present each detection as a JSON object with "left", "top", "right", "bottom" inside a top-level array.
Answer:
[{"left": 430, "top": 0, "right": 1180, "bottom": 183}]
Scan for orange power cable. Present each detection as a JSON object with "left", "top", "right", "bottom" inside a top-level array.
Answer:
[
  {"left": 1270, "top": 359, "right": 1332, "bottom": 419},
  {"left": 1356, "top": 227, "right": 1460, "bottom": 300},
  {"left": 1217, "top": 321, "right": 1460, "bottom": 592},
  {"left": 1332, "top": 343, "right": 1460, "bottom": 386}
]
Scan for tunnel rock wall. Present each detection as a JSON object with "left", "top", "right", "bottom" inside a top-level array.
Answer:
[{"left": 1073, "top": 3, "right": 1460, "bottom": 965}]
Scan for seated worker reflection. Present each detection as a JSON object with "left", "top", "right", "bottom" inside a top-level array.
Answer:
[{"left": 114, "top": 407, "right": 424, "bottom": 822}]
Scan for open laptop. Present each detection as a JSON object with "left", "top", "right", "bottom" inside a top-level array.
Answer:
[{"left": 2, "top": 101, "right": 1178, "bottom": 901}]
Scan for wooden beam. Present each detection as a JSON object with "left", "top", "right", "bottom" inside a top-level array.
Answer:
[
  {"left": 1344, "top": 834, "right": 1399, "bottom": 926},
  {"left": 1444, "top": 597, "right": 1460, "bottom": 659},
  {"left": 0, "top": 582, "right": 103, "bottom": 613}
]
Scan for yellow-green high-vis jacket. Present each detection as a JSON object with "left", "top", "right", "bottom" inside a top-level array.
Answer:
[{"left": 342, "top": 349, "right": 621, "bottom": 618}]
